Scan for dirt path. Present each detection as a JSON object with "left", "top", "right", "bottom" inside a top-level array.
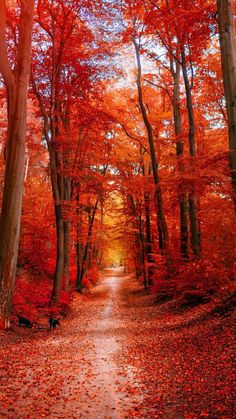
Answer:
[
  {"left": 0, "top": 269, "right": 235, "bottom": 418},
  {"left": 0, "top": 269, "right": 140, "bottom": 418}
]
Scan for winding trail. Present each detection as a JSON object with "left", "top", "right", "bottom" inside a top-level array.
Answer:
[
  {"left": 0, "top": 269, "right": 141, "bottom": 418},
  {"left": 0, "top": 268, "right": 235, "bottom": 418}
]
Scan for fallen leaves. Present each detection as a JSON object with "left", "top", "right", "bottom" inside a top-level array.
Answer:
[{"left": 0, "top": 272, "right": 235, "bottom": 418}]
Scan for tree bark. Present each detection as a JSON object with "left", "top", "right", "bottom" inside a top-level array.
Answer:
[
  {"left": 217, "top": 0, "right": 236, "bottom": 209},
  {"left": 63, "top": 113, "right": 72, "bottom": 288},
  {"left": 96, "top": 201, "right": 104, "bottom": 268},
  {"left": 181, "top": 48, "right": 201, "bottom": 258},
  {"left": 141, "top": 158, "right": 153, "bottom": 286},
  {"left": 47, "top": 140, "right": 65, "bottom": 304},
  {"left": 51, "top": 204, "right": 65, "bottom": 303},
  {"left": 76, "top": 187, "right": 84, "bottom": 291},
  {"left": 171, "top": 58, "right": 189, "bottom": 260},
  {"left": 139, "top": 211, "right": 147, "bottom": 288},
  {"left": 63, "top": 177, "right": 71, "bottom": 290},
  {"left": 76, "top": 198, "right": 99, "bottom": 290},
  {"left": 0, "top": 1, "right": 34, "bottom": 329},
  {"left": 133, "top": 37, "right": 172, "bottom": 265},
  {"left": 144, "top": 191, "right": 153, "bottom": 285}
]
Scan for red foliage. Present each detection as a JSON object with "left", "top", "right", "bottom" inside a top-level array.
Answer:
[
  {"left": 152, "top": 259, "right": 235, "bottom": 304},
  {"left": 13, "top": 270, "right": 71, "bottom": 321},
  {"left": 82, "top": 267, "right": 100, "bottom": 290}
]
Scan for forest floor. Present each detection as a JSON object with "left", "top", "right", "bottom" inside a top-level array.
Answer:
[{"left": 0, "top": 269, "right": 235, "bottom": 418}]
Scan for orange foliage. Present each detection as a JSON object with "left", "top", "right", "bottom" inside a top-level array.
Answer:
[{"left": 0, "top": 0, "right": 235, "bottom": 317}]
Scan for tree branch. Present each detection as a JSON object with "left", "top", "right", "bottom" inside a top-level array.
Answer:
[{"left": 118, "top": 122, "right": 150, "bottom": 155}]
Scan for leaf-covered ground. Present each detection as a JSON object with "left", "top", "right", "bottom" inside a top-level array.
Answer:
[{"left": 0, "top": 269, "right": 235, "bottom": 418}]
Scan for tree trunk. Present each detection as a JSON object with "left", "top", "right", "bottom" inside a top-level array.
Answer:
[
  {"left": 144, "top": 191, "right": 153, "bottom": 286},
  {"left": 179, "top": 194, "right": 189, "bottom": 258},
  {"left": 47, "top": 139, "right": 65, "bottom": 304},
  {"left": 217, "top": 0, "right": 236, "bottom": 209},
  {"left": 86, "top": 210, "right": 92, "bottom": 269},
  {"left": 51, "top": 204, "right": 64, "bottom": 303},
  {"left": 96, "top": 201, "right": 104, "bottom": 268},
  {"left": 0, "top": 1, "right": 34, "bottom": 329},
  {"left": 139, "top": 213, "right": 147, "bottom": 288},
  {"left": 181, "top": 48, "right": 201, "bottom": 258},
  {"left": 171, "top": 58, "right": 189, "bottom": 260},
  {"left": 63, "top": 114, "right": 72, "bottom": 288},
  {"left": 63, "top": 220, "right": 70, "bottom": 290},
  {"left": 133, "top": 37, "right": 171, "bottom": 265},
  {"left": 76, "top": 189, "right": 83, "bottom": 292},
  {"left": 140, "top": 152, "right": 153, "bottom": 285},
  {"left": 77, "top": 198, "right": 99, "bottom": 290},
  {"left": 63, "top": 177, "right": 71, "bottom": 290}
]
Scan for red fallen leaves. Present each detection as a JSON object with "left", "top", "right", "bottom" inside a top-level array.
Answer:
[
  {"left": 115, "top": 278, "right": 235, "bottom": 418},
  {"left": 0, "top": 273, "right": 235, "bottom": 418}
]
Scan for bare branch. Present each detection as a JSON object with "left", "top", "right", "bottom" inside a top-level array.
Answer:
[{"left": 118, "top": 122, "right": 150, "bottom": 155}]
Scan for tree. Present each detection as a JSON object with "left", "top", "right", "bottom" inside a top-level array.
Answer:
[
  {"left": 31, "top": 0, "right": 94, "bottom": 303},
  {"left": 133, "top": 36, "right": 171, "bottom": 257},
  {"left": 170, "top": 57, "right": 189, "bottom": 260},
  {"left": 144, "top": 0, "right": 213, "bottom": 258},
  {"left": 0, "top": 0, "right": 34, "bottom": 329},
  {"left": 217, "top": 0, "right": 236, "bottom": 209}
]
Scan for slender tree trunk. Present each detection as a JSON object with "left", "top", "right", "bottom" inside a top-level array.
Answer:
[
  {"left": 133, "top": 37, "right": 171, "bottom": 264},
  {"left": 47, "top": 140, "right": 65, "bottom": 304},
  {"left": 140, "top": 150, "right": 153, "bottom": 285},
  {"left": 171, "top": 59, "right": 189, "bottom": 260},
  {"left": 77, "top": 198, "right": 99, "bottom": 290},
  {"left": 63, "top": 220, "right": 70, "bottom": 289},
  {"left": 134, "top": 254, "right": 140, "bottom": 278},
  {"left": 181, "top": 50, "right": 196, "bottom": 156},
  {"left": 51, "top": 204, "right": 65, "bottom": 303},
  {"left": 144, "top": 191, "right": 153, "bottom": 286},
  {"left": 217, "top": 0, "right": 236, "bottom": 209},
  {"left": 76, "top": 188, "right": 83, "bottom": 291},
  {"left": 181, "top": 48, "right": 201, "bottom": 258},
  {"left": 141, "top": 159, "right": 153, "bottom": 286},
  {"left": 0, "top": 1, "right": 34, "bottom": 329},
  {"left": 63, "top": 177, "right": 71, "bottom": 290},
  {"left": 139, "top": 214, "right": 147, "bottom": 288},
  {"left": 133, "top": 232, "right": 142, "bottom": 278},
  {"left": 63, "top": 113, "right": 72, "bottom": 288},
  {"left": 128, "top": 193, "right": 146, "bottom": 279},
  {"left": 180, "top": 194, "right": 189, "bottom": 258},
  {"left": 86, "top": 210, "right": 92, "bottom": 269},
  {"left": 96, "top": 202, "right": 104, "bottom": 268},
  {"left": 76, "top": 165, "right": 107, "bottom": 289}
]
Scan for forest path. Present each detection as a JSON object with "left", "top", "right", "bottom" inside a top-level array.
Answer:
[
  {"left": 0, "top": 269, "right": 235, "bottom": 418},
  {"left": 0, "top": 269, "right": 141, "bottom": 418}
]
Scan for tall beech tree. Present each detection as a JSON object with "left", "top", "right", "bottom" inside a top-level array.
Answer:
[
  {"left": 217, "top": 0, "right": 236, "bottom": 209},
  {"left": 0, "top": 0, "right": 34, "bottom": 328},
  {"left": 180, "top": 45, "right": 201, "bottom": 258},
  {"left": 170, "top": 57, "right": 189, "bottom": 260},
  {"left": 133, "top": 35, "right": 171, "bottom": 264},
  {"left": 31, "top": 0, "right": 95, "bottom": 303},
  {"left": 144, "top": 0, "right": 214, "bottom": 258}
]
